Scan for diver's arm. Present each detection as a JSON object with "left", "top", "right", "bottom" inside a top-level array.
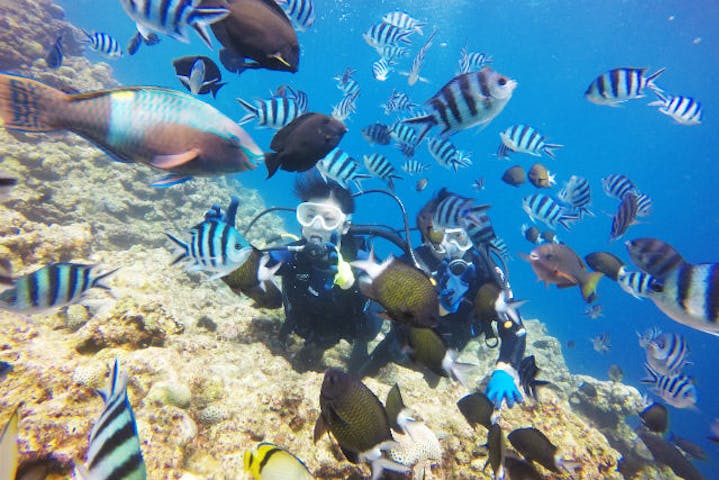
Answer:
[{"left": 496, "top": 315, "right": 526, "bottom": 370}]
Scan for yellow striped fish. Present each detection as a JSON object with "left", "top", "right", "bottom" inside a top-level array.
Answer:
[{"left": 244, "top": 443, "right": 313, "bottom": 480}]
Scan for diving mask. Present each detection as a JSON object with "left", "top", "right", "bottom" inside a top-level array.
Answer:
[
  {"left": 296, "top": 202, "right": 347, "bottom": 231},
  {"left": 441, "top": 228, "right": 473, "bottom": 259}
]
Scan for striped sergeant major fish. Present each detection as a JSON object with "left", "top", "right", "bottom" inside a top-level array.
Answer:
[
  {"left": 390, "top": 121, "right": 418, "bottom": 148},
  {"left": 276, "top": 0, "right": 316, "bottom": 32},
  {"left": 363, "top": 153, "right": 402, "bottom": 191},
  {"left": 273, "top": 85, "right": 309, "bottom": 113},
  {"left": 382, "top": 11, "right": 426, "bottom": 35},
  {"left": 617, "top": 268, "right": 658, "bottom": 299},
  {"left": 396, "top": 141, "right": 416, "bottom": 158},
  {"left": 404, "top": 67, "right": 517, "bottom": 143},
  {"left": 331, "top": 93, "right": 358, "bottom": 122},
  {"left": 465, "top": 210, "right": 497, "bottom": 247},
  {"left": 601, "top": 174, "right": 636, "bottom": 200},
  {"left": 383, "top": 89, "right": 417, "bottom": 114},
  {"left": 166, "top": 197, "right": 252, "bottom": 280},
  {"left": 641, "top": 362, "right": 697, "bottom": 409},
  {"left": 610, "top": 192, "right": 638, "bottom": 241},
  {"left": 425, "top": 137, "right": 466, "bottom": 172},
  {"left": 118, "top": 0, "right": 229, "bottom": 50},
  {"left": 432, "top": 191, "right": 488, "bottom": 230},
  {"left": 0, "top": 263, "right": 116, "bottom": 312},
  {"left": 372, "top": 57, "right": 394, "bottom": 82},
  {"left": 648, "top": 91, "right": 702, "bottom": 125},
  {"left": 0, "top": 73, "right": 263, "bottom": 188},
  {"left": 490, "top": 236, "right": 511, "bottom": 262},
  {"left": 237, "top": 96, "right": 302, "bottom": 129},
  {"left": 401, "top": 29, "right": 437, "bottom": 86},
  {"left": 635, "top": 192, "right": 652, "bottom": 217},
  {"left": 75, "top": 359, "right": 146, "bottom": 480},
  {"left": 497, "top": 124, "right": 563, "bottom": 159},
  {"left": 363, "top": 22, "right": 413, "bottom": 49},
  {"left": 376, "top": 45, "right": 409, "bottom": 62},
  {"left": 522, "top": 194, "right": 579, "bottom": 230},
  {"left": 642, "top": 330, "right": 691, "bottom": 376},
  {"left": 82, "top": 30, "right": 123, "bottom": 57},
  {"left": 336, "top": 77, "right": 361, "bottom": 98},
  {"left": 401, "top": 159, "right": 429, "bottom": 176},
  {"left": 558, "top": 175, "right": 593, "bottom": 219},
  {"left": 585, "top": 67, "right": 666, "bottom": 106},
  {"left": 625, "top": 238, "right": 687, "bottom": 281},
  {"left": 317, "top": 148, "right": 371, "bottom": 191},
  {"left": 458, "top": 47, "right": 492, "bottom": 74},
  {"left": 361, "top": 122, "right": 391, "bottom": 145}
]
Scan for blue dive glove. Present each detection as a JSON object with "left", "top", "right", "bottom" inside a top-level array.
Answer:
[
  {"left": 438, "top": 261, "right": 476, "bottom": 313},
  {"left": 485, "top": 364, "right": 523, "bottom": 409}
]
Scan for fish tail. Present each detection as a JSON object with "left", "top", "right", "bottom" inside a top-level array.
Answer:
[
  {"left": 581, "top": 271, "right": 603, "bottom": 303},
  {"left": 165, "top": 232, "right": 189, "bottom": 264},
  {"left": 646, "top": 67, "right": 666, "bottom": 92},
  {"left": 402, "top": 114, "right": 436, "bottom": 144},
  {"left": 542, "top": 143, "right": 563, "bottom": 158},
  {"left": 496, "top": 142, "right": 510, "bottom": 159},
  {"left": 264, "top": 152, "right": 281, "bottom": 179},
  {"left": 91, "top": 267, "right": 119, "bottom": 290},
  {"left": 236, "top": 97, "right": 258, "bottom": 125},
  {"left": 647, "top": 89, "right": 668, "bottom": 107},
  {"left": 210, "top": 82, "right": 227, "bottom": 99},
  {"left": 640, "top": 362, "right": 659, "bottom": 385},
  {"left": 0, "top": 73, "right": 68, "bottom": 132},
  {"left": 558, "top": 212, "right": 580, "bottom": 230}
]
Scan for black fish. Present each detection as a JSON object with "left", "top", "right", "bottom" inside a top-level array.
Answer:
[
  {"left": 210, "top": 0, "right": 300, "bottom": 74},
  {"left": 639, "top": 402, "right": 668, "bottom": 434},
  {"left": 504, "top": 456, "right": 543, "bottom": 480},
  {"left": 384, "top": 383, "right": 406, "bottom": 432},
  {"left": 264, "top": 112, "right": 347, "bottom": 178},
  {"left": 126, "top": 31, "right": 161, "bottom": 56},
  {"left": 172, "top": 55, "right": 227, "bottom": 98},
  {"left": 456, "top": 391, "right": 495, "bottom": 429},
  {"left": 45, "top": 35, "right": 63, "bottom": 68},
  {"left": 669, "top": 433, "right": 707, "bottom": 461},
  {"left": 508, "top": 427, "right": 562, "bottom": 473},
  {"left": 585, "top": 251, "right": 626, "bottom": 281},
  {"left": 637, "top": 430, "right": 705, "bottom": 480},
  {"left": 485, "top": 424, "right": 505, "bottom": 480},
  {"left": 517, "top": 355, "right": 551, "bottom": 400}
]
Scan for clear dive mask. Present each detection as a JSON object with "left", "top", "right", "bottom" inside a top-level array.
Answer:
[
  {"left": 296, "top": 202, "right": 347, "bottom": 230},
  {"left": 441, "top": 228, "right": 473, "bottom": 259}
]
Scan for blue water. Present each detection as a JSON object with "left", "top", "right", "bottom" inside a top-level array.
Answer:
[{"left": 59, "top": 0, "right": 719, "bottom": 477}]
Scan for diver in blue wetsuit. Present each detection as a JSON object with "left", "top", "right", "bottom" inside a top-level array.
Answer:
[
  {"left": 362, "top": 200, "right": 527, "bottom": 409},
  {"left": 263, "top": 176, "right": 382, "bottom": 371}
]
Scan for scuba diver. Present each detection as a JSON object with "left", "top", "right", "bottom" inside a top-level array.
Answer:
[
  {"left": 259, "top": 175, "right": 383, "bottom": 370},
  {"left": 362, "top": 190, "right": 528, "bottom": 409}
]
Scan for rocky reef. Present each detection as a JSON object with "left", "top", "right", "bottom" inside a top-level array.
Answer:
[{"left": 0, "top": 1, "right": 691, "bottom": 479}]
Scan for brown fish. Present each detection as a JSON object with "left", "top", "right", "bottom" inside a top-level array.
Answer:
[
  {"left": 264, "top": 113, "right": 347, "bottom": 178},
  {"left": 522, "top": 243, "right": 603, "bottom": 302},
  {"left": 222, "top": 248, "right": 282, "bottom": 308},
  {"left": 415, "top": 177, "right": 428, "bottom": 192},
  {"left": 501, "top": 165, "right": 526, "bottom": 187},
  {"left": 207, "top": 0, "right": 300, "bottom": 74},
  {"left": 527, "top": 163, "right": 555, "bottom": 188},
  {"left": 585, "top": 251, "right": 625, "bottom": 281},
  {"left": 473, "top": 282, "right": 501, "bottom": 323},
  {"left": 0, "top": 73, "right": 262, "bottom": 187},
  {"left": 352, "top": 251, "right": 438, "bottom": 328}
]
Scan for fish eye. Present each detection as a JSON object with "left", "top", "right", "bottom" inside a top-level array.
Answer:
[
  {"left": 545, "top": 253, "right": 553, "bottom": 260},
  {"left": 498, "top": 77, "right": 508, "bottom": 86},
  {"left": 235, "top": 243, "right": 243, "bottom": 249}
]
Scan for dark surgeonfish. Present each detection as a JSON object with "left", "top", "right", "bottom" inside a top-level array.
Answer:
[
  {"left": 0, "top": 73, "right": 263, "bottom": 188},
  {"left": 403, "top": 67, "right": 517, "bottom": 143},
  {"left": 314, "top": 369, "right": 409, "bottom": 479},
  {"left": 173, "top": 56, "right": 226, "bottom": 98},
  {"left": 508, "top": 427, "right": 567, "bottom": 473},
  {"left": 637, "top": 430, "right": 705, "bottom": 480},
  {"left": 517, "top": 355, "right": 551, "bottom": 400},
  {"left": 585, "top": 251, "right": 626, "bottom": 281},
  {"left": 75, "top": 359, "right": 146, "bottom": 480},
  {"left": 208, "top": 0, "right": 300, "bottom": 74},
  {"left": 401, "top": 327, "right": 474, "bottom": 385},
  {"left": 352, "top": 250, "right": 439, "bottom": 328},
  {"left": 127, "top": 30, "right": 160, "bottom": 56},
  {"left": 264, "top": 112, "right": 346, "bottom": 178},
  {"left": 0, "top": 263, "right": 116, "bottom": 312},
  {"left": 484, "top": 424, "right": 505, "bottom": 480},
  {"left": 639, "top": 402, "right": 668, "bottom": 434},
  {"left": 456, "top": 391, "right": 496, "bottom": 429},
  {"left": 45, "top": 35, "right": 63, "bottom": 68}
]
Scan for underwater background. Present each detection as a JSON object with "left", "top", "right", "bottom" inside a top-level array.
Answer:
[{"left": 1, "top": 0, "right": 718, "bottom": 479}]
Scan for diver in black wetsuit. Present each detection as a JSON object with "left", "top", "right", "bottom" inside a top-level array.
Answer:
[
  {"left": 363, "top": 196, "right": 528, "bottom": 409},
  {"left": 264, "top": 176, "right": 381, "bottom": 370}
]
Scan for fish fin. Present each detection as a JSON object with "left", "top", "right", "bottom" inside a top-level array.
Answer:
[
  {"left": 151, "top": 149, "right": 200, "bottom": 169},
  {"left": 210, "top": 82, "right": 226, "bottom": 99},
  {"left": 165, "top": 232, "right": 189, "bottom": 262},
  {"left": 554, "top": 270, "right": 577, "bottom": 283},
  {"left": 645, "top": 67, "right": 666, "bottom": 92},
  {"left": 581, "top": 272, "right": 603, "bottom": 303},
  {"left": 402, "top": 114, "right": 437, "bottom": 144},
  {"left": 370, "top": 456, "right": 411, "bottom": 480},
  {"left": 177, "top": 75, "right": 190, "bottom": 88},
  {"left": 135, "top": 23, "right": 153, "bottom": 41},
  {"left": 264, "top": 152, "right": 282, "bottom": 179},
  {"left": 269, "top": 52, "right": 291, "bottom": 68},
  {"left": 187, "top": 7, "right": 231, "bottom": 49},
  {"left": 150, "top": 174, "right": 193, "bottom": 188},
  {"left": 543, "top": 144, "right": 563, "bottom": 158},
  {"left": 91, "top": 267, "right": 119, "bottom": 290},
  {"left": 313, "top": 414, "right": 328, "bottom": 443},
  {"left": 0, "top": 73, "right": 67, "bottom": 132}
]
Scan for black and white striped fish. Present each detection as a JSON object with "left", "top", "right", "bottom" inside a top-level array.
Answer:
[
  {"left": 363, "top": 22, "right": 413, "bottom": 49},
  {"left": 276, "top": 0, "right": 315, "bottom": 31},
  {"left": 426, "top": 136, "right": 458, "bottom": 168},
  {"left": 610, "top": 192, "right": 638, "bottom": 241},
  {"left": 119, "top": 0, "right": 229, "bottom": 49},
  {"left": 82, "top": 30, "right": 123, "bottom": 57},
  {"left": 382, "top": 90, "right": 417, "bottom": 114},
  {"left": 522, "top": 194, "right": 579, "bottom": 230},
  {"left": 402, "top": 159, "right": 429, "bottom": 176},
  {"left": 490, "top": 236, "right": 511, "bottom": 262},
  {"left": 376, "top": 45, "right": 409, "bottom": 62},
  {"left": 642, "top": 330, "right": 690, "bottom": 376},
  {"left": 432, "top": 192, "right": 486, "bottom": 230},
  {"left": 372, "top": 58, "right": 394, "bottom": 82},
  {"left": 0, "top": 263, "right": 116, "bottom": 312},
  {"left": 331, "top": 93, "right": 358, "bottom": 122},
  {"left": 317, "top": 148, "right": 371, "bottom": 191},
  {"left": 363, "top": 153, "right": 402, "bottom": 191},
  {"left": 558, "top": 175, "right": 593, "bottom": 218},
  {"left": 585, "top": 67, "right": 666, "bottom": 106},
  {"left": 402, "top": 29, "right": 436, "bottom": 86},
  {"left": 625, "top": 238, "right": 687, "bottom": 281},
  {"left": 601, "top": 174, "right": 636, "bottom": 200},
  {"left": 641, "top": 362, "right": 697, "bottom": 409},
  {"left": 237, "top": 96, "right": 302, "bottom": 129},
  {"left": 648, "top": 91, "right": 702, "bottom": 125},
  {"left": 75, "top": 359, "right": 146, "bottom": 480},
  {"left": 382, "top": 11, "right": 425, "bottom": 35},
  {"left": 497, "top": 124, "right": 563, "bottom": 159},
  {"left": 635, "top": 192, "right": 652, "bottom": 217},
  {"left": 336, "top": 76, "right": 361, "bottom": 98},
  {"left": 458, "top": 47, "right": 492, "bottom": 74},
  {"left": 273, "top": 85, "right": 308, "bottom": 113},
  {"left": 390, "top": 121, "right": 418, "bottom": 146},
  {"left": 465, "top": 210, "right": 497, "bottom": 247},
  {"left": 404, "top": 67, "right": 517, "bottom": 143},
  {"left": 166, "top": 210, "right": 252, "bottom": 279},
  {"left": 396, "top": 141, "right": 416, "bottom": 158},
  {"left": 617, "top": 268, "right": 658, "bottom": 299},
  {"left": 361, "top": 122, "right": 392, "bottom": 145}
]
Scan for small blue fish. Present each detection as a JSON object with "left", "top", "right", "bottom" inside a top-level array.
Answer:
[
  {"left": 585, "top": 67, "right": 665, "bottom": 106},
  {"left": 82, "top": 30, "right": 123, "bottom": 58},
  {"left": 45, "top": 35, "right": 63, "bottom": 68},
  {"left": 648, "top": 91, "right": 702, "bottom": 125}
]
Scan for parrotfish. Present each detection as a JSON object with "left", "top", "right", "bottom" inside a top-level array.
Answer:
[{"left": 0, "top": 73, "right": 262, "bottom": 187}]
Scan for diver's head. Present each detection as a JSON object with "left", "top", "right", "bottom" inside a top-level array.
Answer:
[
  {"left": 295, "top": 175, "right": 354, "bottom": 244},
  {"left": 427, "top": 226, "right": 473, "bottom": 261}
]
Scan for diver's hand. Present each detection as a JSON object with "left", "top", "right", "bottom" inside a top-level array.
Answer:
[{"left": 485, "top": 364, "right": 523, "bottom": 409}]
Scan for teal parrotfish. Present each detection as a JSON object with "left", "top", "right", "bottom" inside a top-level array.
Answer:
[{"left": 0, "top": 73, "right": 263, "bottom": 187}]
